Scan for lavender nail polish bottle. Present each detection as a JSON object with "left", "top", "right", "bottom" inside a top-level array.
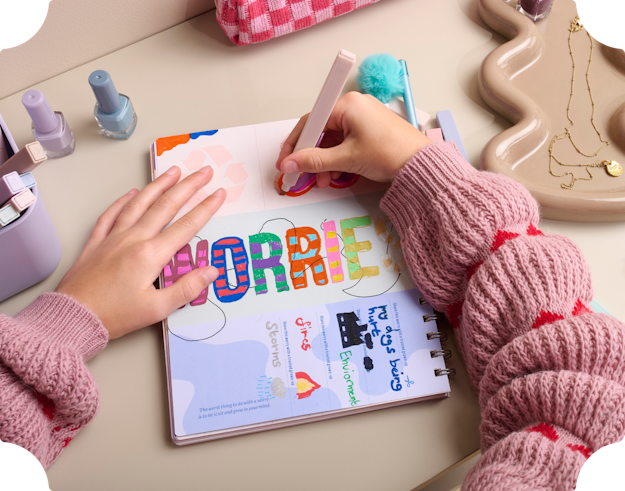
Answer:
[
  {"left": 22, "top": 90, "right": 75, "bottom": 159},
  {"left": 516, "top": 0, "right": 554, "bottom": 22}
]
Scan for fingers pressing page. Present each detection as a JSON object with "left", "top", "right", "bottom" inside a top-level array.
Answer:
[
  {"left": 112, "top": 166, "right": 182, "bottom": 233},
  {"left": 134, "top": 167, "right": 215, "bottom": 239},
  {"left": 157, "top": 266, "right": 220, "bottom": 316},
  {"left": 152, "top": 188, "right": 227, "bottom": 262}
]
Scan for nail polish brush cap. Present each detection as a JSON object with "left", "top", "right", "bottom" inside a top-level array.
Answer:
[
  {"left": 89, "top": 70, "right": 121, "bottom": 114},
  {"left": 22, "top": 90, "right": 58, "bottom": 133}
]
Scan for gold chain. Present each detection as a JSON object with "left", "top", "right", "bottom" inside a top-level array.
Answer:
[{"left": 548, "top": 16, "right": 622, "bottom": 190}]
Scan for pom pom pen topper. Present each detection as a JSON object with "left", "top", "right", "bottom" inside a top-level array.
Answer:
[
  {"left": 356, "top": 54, "right": 418, "bottom": 129},
  {"left": 22, "top": 90, "right": 75, "bottom": 159},
  {"left": 89, "top": 70, "right": 138, "bottom": 139}
]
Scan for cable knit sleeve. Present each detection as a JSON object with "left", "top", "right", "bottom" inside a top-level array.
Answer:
[
  {"left": 0, "top": 292, "right": 108, "bottom": 469},
  {"left": 381, "top": 141, "right": 625, "bottom": 490}
]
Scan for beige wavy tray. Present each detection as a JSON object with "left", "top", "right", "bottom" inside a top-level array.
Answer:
[{"left": 478, "top": 0, "right": 625, "bottom": 221}]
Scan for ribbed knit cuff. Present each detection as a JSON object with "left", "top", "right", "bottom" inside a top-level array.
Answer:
[
  {"left": 463, "top": 431, "right": 585, "bottom": 490},
  {"left": 381, "top": 141, "right": 476, "bottom": 234},
  {"left": 15, "top": 292, "right": 108, "bottom": 361}
]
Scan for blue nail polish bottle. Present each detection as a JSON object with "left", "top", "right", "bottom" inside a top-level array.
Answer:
[{"left": 88, "top": 70, "right": 137, "bottom": 139}]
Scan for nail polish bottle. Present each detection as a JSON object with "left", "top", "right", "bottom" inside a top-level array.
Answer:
[
  {"left": 88, "top": 70, "right": 137, "bottom": 139},
  {"left": 516, "top": 0, "right": 553, "bottom": 22},
  {"left": 22, "top": 90, "right": 75, "bottom": 159}
]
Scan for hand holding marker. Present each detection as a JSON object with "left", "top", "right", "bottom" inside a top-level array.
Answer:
[{"left": 276, "top": 49, "right": 357, "bottom": 195}]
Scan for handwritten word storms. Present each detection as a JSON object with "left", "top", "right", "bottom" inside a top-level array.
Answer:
[{"left": 266, "top": 321, "right": 281, "bottom": 367}]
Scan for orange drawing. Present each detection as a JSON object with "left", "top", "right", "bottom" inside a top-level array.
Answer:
[
  {"left": 156, "top": 134, "right": 191, "bottom": 156},
  {"left": 295, "top": 372, "right": 321, "bottom": 399}
]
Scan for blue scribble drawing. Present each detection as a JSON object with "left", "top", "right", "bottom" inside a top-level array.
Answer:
[{"left": 257, "top": 375, "right": 275, "bottom": 399}]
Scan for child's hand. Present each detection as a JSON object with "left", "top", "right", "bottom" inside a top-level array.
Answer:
[
  {"left": 276, "top": 92, "right": 431, "bottom": 187},
  {"left": 55, "top": 166, "right": 226, "bottom": 340}
]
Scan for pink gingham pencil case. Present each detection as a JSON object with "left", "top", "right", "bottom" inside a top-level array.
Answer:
[{"left": 216, "top": 0, "right": 381, "bottom": 46}]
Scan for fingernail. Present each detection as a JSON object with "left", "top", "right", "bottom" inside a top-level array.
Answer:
[
  {"left": 166, "top": 166, "right": 179, "bottom": 175},
  {"left": 198, "top": 166, "right": 211, "bottom": 174},
  {"left": 202, "top": 266, "right": 219, "bottom": 283},
  {"left": 282, "top": 160, "right": 299, "bottom": 173},
  {"left": 127, "top": 188, "right": 138, "bottom": 196}
]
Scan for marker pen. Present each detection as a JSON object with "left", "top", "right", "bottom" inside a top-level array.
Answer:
[
  {"left": 22, "top": 90, "right": 75, "bottom": 159},
  {"left": 0, "top": 141, "right": 47, "bottom": 179},
  {"left": 0, "top": 202, "right": 20, "bottom": 228},
  {"left": 0, "top": 171, "right": 26, "bottom": 206},
  {"left": 10, "top": 188, "right": 36, "bottom": 212},
  {"left": 279, "top": 49, "right": 356, "bottom": 194}
]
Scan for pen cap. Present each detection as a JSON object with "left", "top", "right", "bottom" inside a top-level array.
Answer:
[
  {"left": 89, "top": 70, "right": 121, "bottom": 113},
  {"left": 399, "top": 59, "right": 409, "bottom": 76},
  {"left": 22, "top": 90, "right": 58, "bottom": 133}
]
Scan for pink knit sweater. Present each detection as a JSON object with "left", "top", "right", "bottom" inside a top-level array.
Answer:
[{"left": 1, "top": 141, "right": 623, "bottom": 488}]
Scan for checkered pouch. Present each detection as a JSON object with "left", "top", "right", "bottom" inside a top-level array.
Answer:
[{"left": 216, "top": 0, "right": 381, "bottom": 46}]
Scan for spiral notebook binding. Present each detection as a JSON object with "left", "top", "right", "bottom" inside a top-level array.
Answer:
[
  {"left": 427, "top": 331, "right": 448, "bottom": 342},
  {"left": 435, "top": 368, "right": 456, "bottom": 377},
  {"left": 430, "top": 349, "right": 452, "bottom": 360},
  {"left": 423, "top": 308, "right": 455, "bottom": 378}
]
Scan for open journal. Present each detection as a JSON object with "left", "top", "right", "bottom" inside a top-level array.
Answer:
[{"left": 150, "top": 119, "right": 453, "bottom": 445}]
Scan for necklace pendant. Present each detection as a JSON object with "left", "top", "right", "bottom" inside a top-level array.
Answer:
[
  {"left": 569, "top": 16, "right": 583, "bottom": 32},
  {"left": 604, "top": 160, "right": 623, "bottom": 177}
]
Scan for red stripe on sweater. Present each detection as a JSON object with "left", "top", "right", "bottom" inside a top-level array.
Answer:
[
  {"left": 467, "top": 261, "right": 484, "bottom": 281},
  {"left": 490, "top": 230, "right": 520, "bottom": 253},
  {"left": 35, "top": 393, "right": 56, "bottom": 420},
  {"left": 526, "top": 423, "right": 558, "bottom": 441},
  {"left": 572, "top": 299, "right": 592, "bottom": 316},
  {"left": 527, "top": 224, "right": 544, "bottom": 236},
  {"left": 447, "top": 300, "right": 464, "bottom": 329},
  {"left": 532, "top": 311, "right": 564, "bottom": 329},
  {"left": 567, "top": 444, "right": 592, "bottom": 459}
]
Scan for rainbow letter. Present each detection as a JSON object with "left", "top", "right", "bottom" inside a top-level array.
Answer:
[
  {"left": 211, "top": 237, "right": 250, "bottom": 303},
  {"left": 248, "top": 233, "right": 290, "bottom": 294},
  {"left": 162, "top": 240, "right": 210, "bottom": 307},
  {"left": 322, "top": 221, "right": 344, "bottom": 283},
  {"left": 285, "top": 227, "right": 328, "bottom": 289},
  {"left": 340, "top": 216, "right": 380, "bottom": 280}
]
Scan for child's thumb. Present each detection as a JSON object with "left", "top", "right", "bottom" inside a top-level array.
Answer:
[
  {"left": 282, "top": 145, "right": 352, "bottom": 175},
  {"left": 161, "top": 266, "right": 219, "bottom": 313}
]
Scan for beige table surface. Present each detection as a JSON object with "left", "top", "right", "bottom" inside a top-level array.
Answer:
[{"left": 1, "top": 1, "right": 623, "bottom": 490}]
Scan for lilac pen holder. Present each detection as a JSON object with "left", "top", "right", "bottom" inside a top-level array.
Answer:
[{"left": 0, "top": 186, "right": 62, "bottom": 302}]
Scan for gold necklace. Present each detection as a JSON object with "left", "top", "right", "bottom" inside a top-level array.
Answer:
[{"left": 548, "top": 16, "right": 622, "bottom": 190}]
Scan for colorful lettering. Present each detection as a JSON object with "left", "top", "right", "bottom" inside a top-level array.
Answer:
[
  {"left": 248, "top": 233, "right": 290, "bottom": 295},
  {"left": 211, "top": 237, "right": 250, "bottom": 303},
  {"left": 285, "top": 227, "right": 328, "bottom": 289},
  {"left": 340, "top": 216, "right": 380, "bottom": 280},
  {"left": 163, "top": 240, "right": 210, "bottom": 307},
  {"left": 322, "top": 221, "right": 344, "bottom": 283}
]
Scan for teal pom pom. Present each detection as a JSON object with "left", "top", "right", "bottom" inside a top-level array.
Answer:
[{"left": 356, "top": 54, "right": 404, "bottom": 104}]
